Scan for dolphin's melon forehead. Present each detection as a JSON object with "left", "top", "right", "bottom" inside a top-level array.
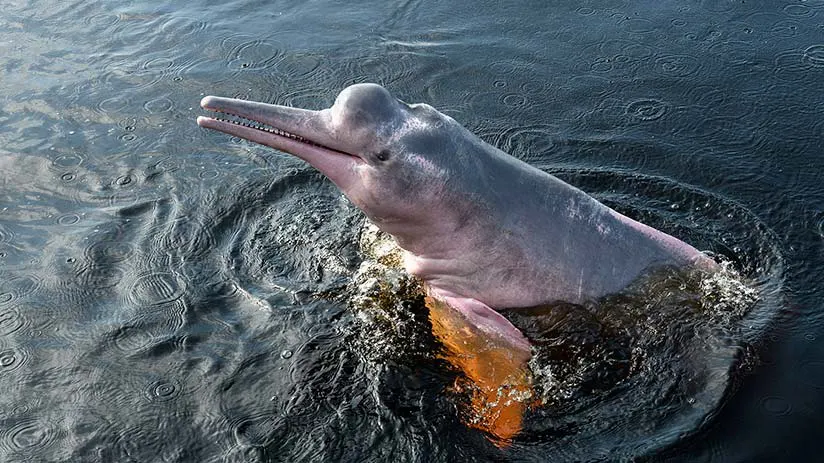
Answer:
[{"left": 334, "top": 83, "right": 399, "bottom": 119}]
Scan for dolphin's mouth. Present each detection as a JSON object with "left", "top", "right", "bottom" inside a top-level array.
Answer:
[
  {"left": 201, "top": 111, "right": 319, "bottom": 147},
  {"left": 197, "top": 96, "right": 365, "bottom": 187}
]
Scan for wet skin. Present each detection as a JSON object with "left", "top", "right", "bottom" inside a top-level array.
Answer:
[{"left": 197, "top": 83, "right": 714, "bottom": 351}]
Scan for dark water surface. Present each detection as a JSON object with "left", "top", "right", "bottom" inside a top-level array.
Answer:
[{"left": 1, "top": 0, "right": 823, "bottom": 461}]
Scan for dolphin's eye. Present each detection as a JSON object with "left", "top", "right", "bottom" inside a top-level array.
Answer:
[{"left": 375, "top": 150, "right": 390, "bottom": 162}]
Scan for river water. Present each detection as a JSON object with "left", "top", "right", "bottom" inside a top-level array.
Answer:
[{"left": 0, "top": 0, "right": 822, "bottom": 461}]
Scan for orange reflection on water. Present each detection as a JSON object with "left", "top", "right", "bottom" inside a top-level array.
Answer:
[{"left": 426, "top": 296, "right": 534, "bottom": 444}]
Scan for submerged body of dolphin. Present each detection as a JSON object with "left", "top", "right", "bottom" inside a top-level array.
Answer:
[{"left": 197, "top": 83, "right": 714, "bottom": 350}]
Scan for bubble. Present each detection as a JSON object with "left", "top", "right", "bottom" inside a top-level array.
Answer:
[
  {"left": 626, "top": 99, "right": 668, "bottom": 121},
  {"left": 114, "top": 174, "right": 133, "bottom": 187},
  {"left": 280, "top": 349, "right": 293, "bottom": 359},
  {"left": 128, "top": 272, "right": 186, "bottom": 306}
]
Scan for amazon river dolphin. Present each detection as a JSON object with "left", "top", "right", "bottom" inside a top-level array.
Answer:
[{"left": 197, "top": 83, "right": 714, "bottom": 350}]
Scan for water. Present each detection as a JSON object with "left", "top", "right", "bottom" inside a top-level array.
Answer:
[{"left": 0, "top": 0, "right": 822, "bottom": 461}]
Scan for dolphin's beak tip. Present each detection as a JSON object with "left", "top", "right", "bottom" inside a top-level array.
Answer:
[
  {"left": 200, "top": 95, "right": 216, "bottom": 109},
  {"left": 196, "top": 116, "right": 207, "bottom": 126}
]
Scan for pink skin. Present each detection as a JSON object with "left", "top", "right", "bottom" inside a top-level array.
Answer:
[{"left": 197, "top": 83, "right": 715, "bottom": 351}]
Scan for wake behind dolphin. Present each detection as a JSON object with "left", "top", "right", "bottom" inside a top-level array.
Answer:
[{"left": 196, "top": 83, "right": 715, "bottom": 351}]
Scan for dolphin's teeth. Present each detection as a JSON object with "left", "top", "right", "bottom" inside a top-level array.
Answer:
[{"left": 213, "top": 115, "right": 309, "bottom": 143}]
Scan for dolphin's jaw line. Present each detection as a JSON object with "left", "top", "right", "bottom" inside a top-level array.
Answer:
[
  {"left": 198, "top": 109, "right": 362, "bottom": 162},
  {"left": 211, "top": 112, "right": 313, "bottom": 143}
]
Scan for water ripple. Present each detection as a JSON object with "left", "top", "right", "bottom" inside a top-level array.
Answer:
[
  {"left": 0, "top": 418, "right": 60, "bottom": 456},
  {"left": 654, "top": 54, "right": 703, "bottom": 78},
  {"left": 145, "top": 378, "right": 182, "bottom": 402},
  {"left": 626, "top": 98, "right": 668, "bottom": 121},
  {"left": 0, "top": 347, "right": 29, "bottom": 373},
  {"left": 226, "top": 38, "right": 284, "bottom": 71},
  {"left": 803, "top": 44, "right": 824, "bottom": 67},
  {"left": 128, "top": 272, "right": 186, "bottom": 306}
]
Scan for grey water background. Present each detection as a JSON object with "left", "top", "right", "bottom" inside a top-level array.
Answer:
[{"left": 0, "top": 0, "right": 822, "bottom": 461}]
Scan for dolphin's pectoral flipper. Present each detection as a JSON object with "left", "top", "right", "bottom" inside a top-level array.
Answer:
[{"left": 425, "top": 295, "right": 534, "bottom": 444}]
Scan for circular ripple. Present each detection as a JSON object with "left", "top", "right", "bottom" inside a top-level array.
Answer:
[
  {"left": 345, "top": 52, "right": 418, "bottom": 89},
  {"left": 654, "top": 54, "right": 702, "bottom": 78},
  {"left": 52, "top": 153, "right": 83, "bottom": 168},
  {"left": 76, "top": 265, "right": 125, "bottom": 290},
  {"left": 0, "top": 347, "right": 29, "bottom": 373},
  {"left": 2, "top": 419, "right": 58, "bottom": 453},
  {"left": 483, "top": 125, "right": 558, "bottom": 163},
  {"left": 159, "top": 16, "right": 208, "bottom": 38},
  {"left": 274, "top": 53, "right": 326, "bottom": 80},
  {"left": 0, "top": 275, "right": 43, "bottom": 304},
  {"left": 502, "top": 93, "right": 528, "bottom": 108},
  {"left": 85, "top": 240, "right": 135, "bottom": 264},
  {"left": 232, "top": 413, "right": 288, "bottom": 448},
  {"left": 157, "top": 218, "right": 216, "bottom": 261},
  {"left": 143, "top": 96, "right": 173, "bottom": 114},
  {"left": 0, "top": 224, "right": 14, "bottom": 244},
  {"left": 111, "top": 324, "right": 156, "bottom": 353},
  {"left": 128, "top": 272, "right": 186, "bottom": 306},
  {"left": 773, "top": 51, "right": 810, "bottom": 82},
  {"left": 145, "top": 378, "right": 182, "bottom": 402},
  {"left": 803, "top": 45, "right": 824, "bottom": 68},
  {"left": 114, "top": 174, "right": 134, "bottom": 187},
  {"left": 154, "top": 157, "right": 182, "bottom": 173},
  {"left": 623, "top": 18, "right": 655, "bottom": 34},
  {"left": 198, "top": 169, "right": 220, "bottom": 180},
  {"left": 760, "top": 396, "right": 792, "bottom": 416},
  {"left": 0, "top": 307, "right": 25, "bottom": 336},
  {"left": 770, "top": 20, "right": 800, "bottom": 38},
  {"left": 783, "top": 4, "right": 814, "bottom": 18},
  {"left": 97, "top": 95, "right": 130, "bottom": 113},
  {"left": 626, "top": 99, "right": 668, "bottom": 121},
  {"left": 701, "top": 0, "right": 740, "bottom": 12},
  {"left": 227, "top": 39, "right": 283, "bottom": 71}
]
